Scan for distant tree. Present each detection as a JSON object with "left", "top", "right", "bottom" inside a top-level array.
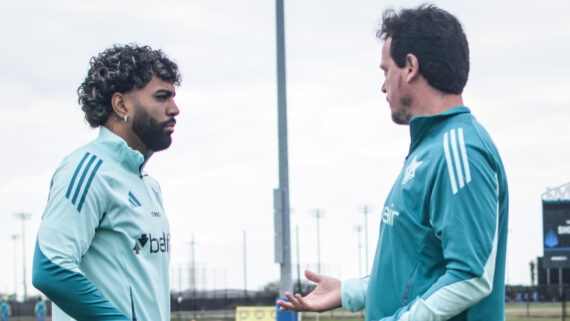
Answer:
[
  {"left": 294, "top": 280, "right": 317, "bottom": 296},
  {"left": 257, "top": 280, "right": 279, "bottom": 298},
  {"left": 257, "top": 280, "right": 317, "bottom": 298},
  {"left": 530, "top": 260, "right": 536, "bottom": 286}
]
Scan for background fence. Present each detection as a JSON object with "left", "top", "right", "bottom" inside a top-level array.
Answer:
[{"left": 7, "top": 284, "right": 570, "bottom": 319}]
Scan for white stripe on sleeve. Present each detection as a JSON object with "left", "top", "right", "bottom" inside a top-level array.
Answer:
[
  {"left": 458, "top": 128, "right": 471, "bottom": 183},
  {"left": 450, "top": 129, "right": 465, "bottom": 188},
  {"left": 443, "top": 132, "right": 458, "bottom": 194}
]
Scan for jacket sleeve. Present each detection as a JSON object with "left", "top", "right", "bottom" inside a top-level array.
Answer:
[
  {"left": 383, "top": 131, "right": 501, "bottom": 321},
  {"left": 341, "top": 276, "right": 369, "bottom": 312},
  {"left": 32, "top": 152, "right": 129, "bottom": 321}
]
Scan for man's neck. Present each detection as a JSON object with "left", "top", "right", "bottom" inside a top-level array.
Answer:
[
  {"left": 411, "top": 86, "right": 464, "bottom": 118},
  {"left": 103, "top": 120, "right": 150, "bottom": 159}
]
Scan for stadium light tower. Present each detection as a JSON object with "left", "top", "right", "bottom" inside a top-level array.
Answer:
[
  {"left": 310, "top": 209, "right": 325, "bottom": 274},
  {"left": 11, "top": 234, "right": 19, "bottom": 297},
  {"left": 186, "top": 235, "right": 196, "bottom": 296},
  {"left": 359, "top": 205, "right": 373, "bottom": 273},
  {"left": 14, "top": 212, "right": 32, "bottom": 300},
  {"left": 274, "top": 0, "right": 293, "bottom": 296},
  {"left": 243, "top": 229, "right": 247, "bottom": 298},
  {"left": 353, "top": 225, "right": 363, "bottom": 276}
]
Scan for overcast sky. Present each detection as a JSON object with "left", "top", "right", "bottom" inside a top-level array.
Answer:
[{"left": 1, "top": 0, "right": 569, "bottom": 297}]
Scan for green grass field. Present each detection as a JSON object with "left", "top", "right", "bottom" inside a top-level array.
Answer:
[
  {"left": 170, "top": 304, "right": 570, "bottom": 321},
  {"left": 297, "top": 304, "right": 570, "bottom": 321}
]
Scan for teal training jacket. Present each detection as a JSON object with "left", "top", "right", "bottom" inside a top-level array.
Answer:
[
  {"left": 32, "top": 127, "right": 171, "bottom": 321},
  {"left": 342, "top": 106, "right": 509, "bottom": 320}
]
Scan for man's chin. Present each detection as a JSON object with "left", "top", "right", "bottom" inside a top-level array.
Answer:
[
  {"left": 147, "top": 136, "right": 173, "bottom": 152},
  {"left": 391, "top": 112, "right": 411, "bottom": 125}
]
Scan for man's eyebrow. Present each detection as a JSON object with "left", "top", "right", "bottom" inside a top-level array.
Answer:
[{"left": 155, "top": 89, "right": 175, "bottom": 97}]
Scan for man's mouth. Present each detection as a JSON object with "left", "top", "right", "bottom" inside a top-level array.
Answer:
[{"left": 163, "top": 119, "right": 176, "bottom": 131}]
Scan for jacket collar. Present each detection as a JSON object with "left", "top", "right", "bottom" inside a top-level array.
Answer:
[
  {"left": 96, "top": 126, "right": 147, "bottom": 174},
  {"left": 408, "top": 106, "right": 471, "bottom": 154}
]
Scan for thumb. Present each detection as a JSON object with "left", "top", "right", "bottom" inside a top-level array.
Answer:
[{"left": 305, "top": 269, "right": 322, "bottom": 284}]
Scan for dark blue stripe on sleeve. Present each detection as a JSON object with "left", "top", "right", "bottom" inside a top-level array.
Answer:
[
  {"left": 32, "top": 240, "right": 129, "bottom": 320},
  {"left": 77, "top": 159, "right": 103, "bottom": 213},
  {"left": 66, "top": 152, "right": 91, "bottom": 199},
  {"left": 71, "top": 155, "right": 97, "bottom": 206}
]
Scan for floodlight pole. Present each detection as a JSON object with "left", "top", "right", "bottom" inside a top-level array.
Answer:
[
  {"left": 360, "top": 205, "right": 371, "bottom": 273},
  {"left": 188, "top": 235, "right": 196, "bottom": 295},
  {"left": 11, "top": 234, "right": 19, "bottom": 297},
  {"left": 275, "top": 0, "right": 293, "bottom": 296},
  {"left": 354, "top": 225, "right": 363, "bottom": 276},
  {"left": 15, "top": 212, "right": 32, "bottom": 300},
  {"left": 296, "top": 225, "right": 301, "bottom": 293},
  {"left": 243, "top": 229, "right": 248, "bottom": 298},
  {"left": 311, "top": 209, "right": 325, "bottom": 274}
]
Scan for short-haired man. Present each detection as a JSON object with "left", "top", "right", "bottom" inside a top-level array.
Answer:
[
  {"left": 32, "top": 44, "right": 181, "bottom": 321},
  {"left": 278, "top": 5, "right": 508, "bottom": 320}
]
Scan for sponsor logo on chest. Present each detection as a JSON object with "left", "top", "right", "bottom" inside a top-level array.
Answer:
[
  {"left": 382, "top": 203, "right": 400, "bottom": 226},
  {"left": 132, "top": 233, "right": 170, "bottom": 255}
]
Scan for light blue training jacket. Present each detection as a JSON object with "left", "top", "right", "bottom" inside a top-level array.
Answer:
[
  {"left": 33, "top": 127, "right": 171, "bottom": 321},
  {"left": 342, "top": 106, "right": 509, "bottom": 321}
]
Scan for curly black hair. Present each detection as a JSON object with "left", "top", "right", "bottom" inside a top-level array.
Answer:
[
  {"left": 77, "top": 44, "right": 181, "bottom": 127},
  {"left": 378, "top": 4, "right": 469, "bottom": 94}
]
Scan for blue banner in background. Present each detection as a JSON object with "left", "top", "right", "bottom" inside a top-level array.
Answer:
[{"left": 276, "top": 298, "right": 298, "bottom": 321}]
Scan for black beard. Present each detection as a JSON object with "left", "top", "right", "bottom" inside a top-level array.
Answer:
[
  {"left": 132, "top": 105, "right": 175, "bottom": 152},
  {"left": 390, "top": 95, "right": 413, "bottom": 125},
  {"left": 391, "top": 76, "right": 413, "bottom": 124}
]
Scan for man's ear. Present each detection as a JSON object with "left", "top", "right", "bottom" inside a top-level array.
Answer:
[
  {"left": 111, "top": 92, "right": 129, "bottom": 121},
  {"left": 405, "top": 53, "right": 420, "bottom": 83}
]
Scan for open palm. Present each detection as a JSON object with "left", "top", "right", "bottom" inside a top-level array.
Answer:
[{"left": 276, "top": 270, "right": 342, "bottom": 313}]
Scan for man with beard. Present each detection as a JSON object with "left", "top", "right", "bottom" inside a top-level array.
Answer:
[
  {"left": 278, "top": 5, "right": 508, "bottom": 321},
  {"left": 32, "top": 44, "right": 181, "bottom": 321}
]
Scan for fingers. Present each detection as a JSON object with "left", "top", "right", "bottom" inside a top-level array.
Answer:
[
  {"left": 305, "top": 269, "right": 322, "bottom": 283},
  {"left": 285, "top": 292, "right": 302, "bottom": 308},
  {"left": 294, "top": 293, "right": 309, "bottom": 309},
  {"left": 276, "top": 293, "right": 295, "bottom": 311},
  {"left": 276, "top": 291, "right": 308, "bottom": 312},
  {"left": 276, "top": 293, "right": 296, "bottom": 311},
  {"left": 276, "top": 299, "right": 294, "bottom": 311}
]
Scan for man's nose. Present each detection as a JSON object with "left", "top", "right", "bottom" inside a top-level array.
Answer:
[{"left": 167, "top": 100, "right": 179, "bottom": 116}]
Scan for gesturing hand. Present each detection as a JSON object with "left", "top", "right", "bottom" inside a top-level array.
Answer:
[{"left": 276, "top": 270, "right": 342, "bottom": 313}]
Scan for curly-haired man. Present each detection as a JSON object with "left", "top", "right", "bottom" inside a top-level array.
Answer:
[
  {"left": 278, "top": 5, "right": 508, "bottom": 321},
  {"left": 32, "top": 44, "right": 181, "bottom": 321}
]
